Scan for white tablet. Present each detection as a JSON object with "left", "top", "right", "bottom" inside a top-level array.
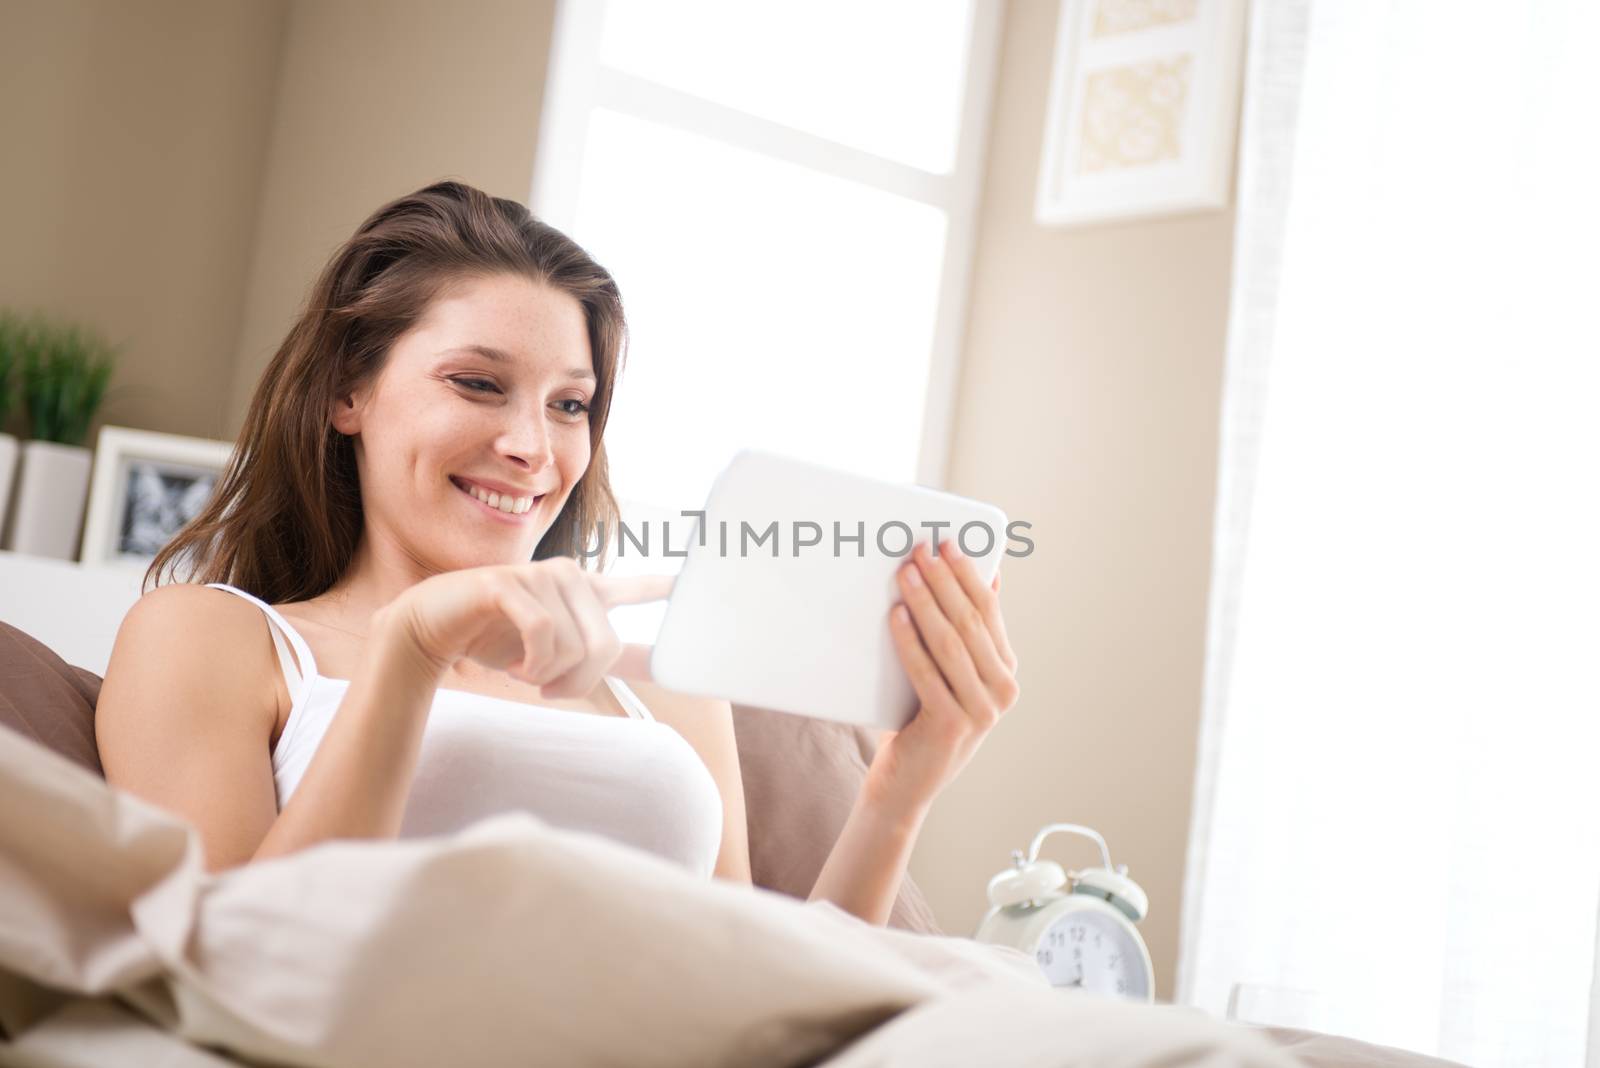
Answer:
[{"left": 650, "top": 449, "right": 1009, "bottom": 732}]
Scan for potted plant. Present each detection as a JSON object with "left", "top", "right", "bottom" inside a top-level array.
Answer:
[{"left": 2, "top": 315, "right": 116, "bottom": 560}]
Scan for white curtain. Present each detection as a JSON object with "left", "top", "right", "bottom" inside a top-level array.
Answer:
[{"left": 1179, "top": 1, "right": 1600, "bottom": 1065}]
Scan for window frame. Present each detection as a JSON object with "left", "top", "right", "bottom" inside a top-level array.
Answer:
[{"left": 530, "top": 0, "right": 1005, "bottom": 489}]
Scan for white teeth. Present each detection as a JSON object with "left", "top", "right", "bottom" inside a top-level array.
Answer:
[{"left": 459, "top": 478, "right": 535, "bottom": 516}]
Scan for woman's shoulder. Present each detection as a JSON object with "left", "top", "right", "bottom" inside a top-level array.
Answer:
[
  {"left": 102, "top": 582, "right": 287, "bottom": 736},
  {"left": 621, "top": 678, "right": 724, "bottom": 719},
  {"left": 121, "top": 581, "right": 270, "bottom": 635},
  {"left": 113, "top": 583, "right": 288, "bottom": 698},
  {"left": 621, "top": 679, "right": 736, "bottom": 751}
]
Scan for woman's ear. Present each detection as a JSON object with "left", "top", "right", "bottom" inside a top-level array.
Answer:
[{"left": 330, "top": 384, "right": 367, "bottom": 436}]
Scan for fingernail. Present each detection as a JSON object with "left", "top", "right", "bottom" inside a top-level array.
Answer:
[
  {"left": 904, "top": 563, "right": 923, "bottom": 587},
  {"left": 894, "top": 604, "right": 910, "bottom": 623},
  {"left": 943, "top": 539, "right": 961, "bottom": 559}
]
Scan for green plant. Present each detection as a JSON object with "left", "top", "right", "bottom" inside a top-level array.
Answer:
[
  {"left": 15, "top": 315, "right": 117, "bottom": 447},
  {"left": 0, "top": 310, "right": 23, "bottom": 430}
]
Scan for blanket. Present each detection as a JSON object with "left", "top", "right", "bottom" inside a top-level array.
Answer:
[{"left": 0, "top": 723, "right": 1301, "bottom": 1067}]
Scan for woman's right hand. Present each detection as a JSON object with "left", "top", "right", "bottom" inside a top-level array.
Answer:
[{"left": 378, "top": 559, "right": 672, "bottom": 698}]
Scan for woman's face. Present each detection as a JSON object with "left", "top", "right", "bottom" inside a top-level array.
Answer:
[{"left": 331, "top": 272, "right": 596, "bottom": 572}]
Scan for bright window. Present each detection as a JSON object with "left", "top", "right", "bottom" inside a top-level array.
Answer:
[
  {"left": 1181, "top": 2, "right": 1600, "bottom": 1063},
  {"left": 596, "top": 0, "right": 973, "bottom": 173},
  {"left": 533, "top": 0, "right": 1001, "bottom": 640}
]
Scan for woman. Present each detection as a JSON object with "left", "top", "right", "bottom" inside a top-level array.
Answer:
[{"left": 95, "top": 180, "right": 1020, "bottom": 927}]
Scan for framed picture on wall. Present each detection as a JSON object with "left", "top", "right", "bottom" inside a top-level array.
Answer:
[
  {"left": 1036, "top": 0, "right": 1247, "bottom": 227},
  {"left": 79, "top": 426, "right": 236, "bottom": 569}
]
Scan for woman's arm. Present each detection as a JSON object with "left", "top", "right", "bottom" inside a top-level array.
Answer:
[
  {"left": 806, "top": 790, "right": 927, "bottom": 925},
  {"left": 96, "top": 585, "right": 445, "bottom": 873},
  {"left": 808, "top": 541, "right": 1021, "bottom": 926},
  {"left": 97, "top": 585, "right": 290, "bottom": 871}
]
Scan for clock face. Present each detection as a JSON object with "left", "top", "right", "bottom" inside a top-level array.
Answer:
[{"left": 1034, "top": 909, "right": 1150, "bottom": 999}]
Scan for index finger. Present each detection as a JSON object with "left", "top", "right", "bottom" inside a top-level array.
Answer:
[{"left": 585, "top": 572, "right": 676, "bottom": 608}]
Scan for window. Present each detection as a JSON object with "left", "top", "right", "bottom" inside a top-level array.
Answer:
[
  {"left": 533, "top": 0, "right": 1002, "bottom": 640},
  {"left": 1181, "top": 2, "right": 1600, "bottom": 1063}
]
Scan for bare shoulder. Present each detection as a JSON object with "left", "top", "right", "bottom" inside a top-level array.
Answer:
[
  {"left": 102, "top": 583, "right": 285, "bottom": 731},
  {"left": 625, "top": 679, "right": 731, "bottom": 723},
  {"left": 97, "top": 583, "right": 285, "bottom": 872},
  {"left": 623, "top": 681, "right": 741, "bottom": 750},
  {"left": 120, "top": 581, "right": 259, "bottom": 631}
]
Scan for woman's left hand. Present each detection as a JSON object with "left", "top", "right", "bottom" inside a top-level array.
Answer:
[{"left": 863, "top": 539, "right": 1020, "bottom": 820}]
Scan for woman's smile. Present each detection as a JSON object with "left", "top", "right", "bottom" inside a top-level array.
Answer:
[{"left": 449, "top": 474, "right": 545, "bottom": 523}]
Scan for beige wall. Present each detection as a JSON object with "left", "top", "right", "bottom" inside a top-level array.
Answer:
[
  {"left": 7, "top": 0, "right": 1234, "bottom": 1002},
  {"left": 906, "top": 0, "right": 1236, "bottom": 1001},
  {"left": 0, "top": 0, "right": 555, "bottom": 442},
  {"left": 226, "top": 0, "right": 558, "bottom": 433},
  {"left": 0, "top": 0, "right": 286, "bottom": 442}
]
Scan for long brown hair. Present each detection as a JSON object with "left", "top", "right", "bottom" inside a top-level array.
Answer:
[{"left": 147, "top": 180, "right": 627, "bottom": 602}]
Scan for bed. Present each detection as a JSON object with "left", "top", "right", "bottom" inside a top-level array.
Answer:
[{"left": 0, "top": 560, "right": 1470, "bottom": 1066}]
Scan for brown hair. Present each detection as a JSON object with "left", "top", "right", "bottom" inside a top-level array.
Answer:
[{"left": 147, "top": 180, "right": 626, "bottom": 602}]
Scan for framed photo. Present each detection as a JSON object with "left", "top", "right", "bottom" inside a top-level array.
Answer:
[
  {"left": 80, "top": 426, "right": 235, "bottom": 569},
  {"left": 1036, "top": 0, "right": 1247, "bottom": 227}
]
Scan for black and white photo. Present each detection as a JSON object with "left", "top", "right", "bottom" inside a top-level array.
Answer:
[{"left": 79, "top": 426, "right": 233, "bottom": 568}]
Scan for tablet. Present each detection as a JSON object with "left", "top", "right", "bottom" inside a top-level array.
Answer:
[{"left": 650, "top": 449, "right": 1008, "bottom": 732}]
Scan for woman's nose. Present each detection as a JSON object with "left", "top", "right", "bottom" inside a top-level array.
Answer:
[{"left": 499, "top": 414, "right": 554, "bottom": 471}]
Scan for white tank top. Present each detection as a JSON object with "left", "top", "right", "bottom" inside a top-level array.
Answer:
[{"left": 206, "top": 583, "right": 724, "bottom": 878}]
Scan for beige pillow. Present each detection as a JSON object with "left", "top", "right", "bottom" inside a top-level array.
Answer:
[{"left": 732, "top": 704, "right": 943, "bottom": 935}]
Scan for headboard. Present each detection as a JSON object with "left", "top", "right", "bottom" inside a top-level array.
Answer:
[{"left": 0, "top": 551, "right": 145, "bottom": 675}]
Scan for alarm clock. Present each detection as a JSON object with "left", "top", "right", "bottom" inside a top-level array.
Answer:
[{"left": 974, "top": 823, "right": 1155, "bottom": 1001}]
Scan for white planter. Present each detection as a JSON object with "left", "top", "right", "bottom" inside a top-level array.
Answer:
[
  {"left": 3, "top": 440, "right": 94, "bottom": 560},
  {"left": 0, "top": 433, "right": 18, "bottom": 541}
]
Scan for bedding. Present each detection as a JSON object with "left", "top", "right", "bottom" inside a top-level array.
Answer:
[
  {"left": 0, "top": 719, "right": 1305, "bottom": 1067},
  {"left": 0, "top": 620, "right": 1471, "bottom": 1067}
]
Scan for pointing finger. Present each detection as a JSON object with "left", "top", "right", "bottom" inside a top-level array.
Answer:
[{"left": 587, "top": 572, "right": 676, "bottom": 609}]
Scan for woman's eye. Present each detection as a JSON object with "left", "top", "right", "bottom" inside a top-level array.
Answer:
[
  {"left": 555, "top": 398, "right": 591, "bottom": 417},
  {"left": 454, "top": 377, "right": 500, "bottom": 395}
]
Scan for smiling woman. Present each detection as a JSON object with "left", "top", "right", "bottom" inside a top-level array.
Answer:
[
  {"left": 92, "top": 179, "right": 1018, "bottom": 928},
  {"left": 148, "top": 183, "right": 628, "bottom": 597},
  {"left": 93, "top": 181, "right": 751, "bottom": 883}
]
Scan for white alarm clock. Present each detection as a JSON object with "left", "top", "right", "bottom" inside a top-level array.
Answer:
[{"left": 974, "top": 823, "right": 1155, "bottom": 1001}]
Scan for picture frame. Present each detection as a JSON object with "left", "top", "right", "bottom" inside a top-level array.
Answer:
[
  {"left": 1035, "top": 0, "right": 1247, "bottom": 227},
  {"left": 79, "top": 425, "right": 235, "bottom": 569}
]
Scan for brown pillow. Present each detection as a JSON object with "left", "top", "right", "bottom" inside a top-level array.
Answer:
[
  {"left": 0, "top": 622, "right": 103, "bottom": 777},
  {"left": 732, "top": 703, "right": 944, "bottom": 935}
]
